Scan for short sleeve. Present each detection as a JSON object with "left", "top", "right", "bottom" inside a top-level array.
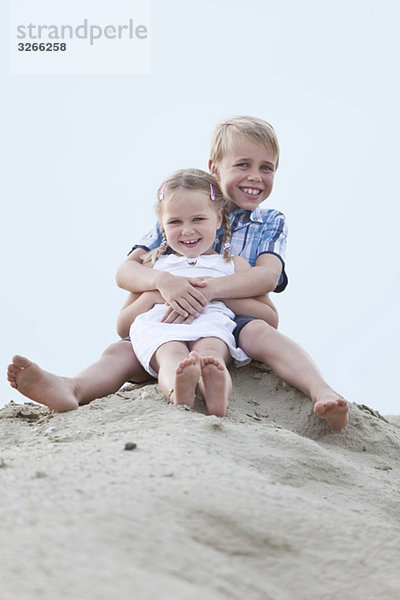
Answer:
[
  {"left": 128, "top": 223, "right": 163, "bottom": 256},
  {"left": 258, "top": 212, "right": 288, "bottom": 264},
  {"left": 257, "top": 211, "right": 288, "bottom": 293}
]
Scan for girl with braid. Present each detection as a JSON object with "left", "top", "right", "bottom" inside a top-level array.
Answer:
[{"left": 125, "top": 169, "right": 271, "bottom": 416}]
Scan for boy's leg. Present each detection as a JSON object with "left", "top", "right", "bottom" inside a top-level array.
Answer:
[
  {"left": 151, "top": 342, "right": 201, "bottom": 409},
  {"left": 238, "top": 321, "right": 348, "bottom": 430},
  {"left": 7, "top": 341, "right": 150, "bottom": 413},
  {"left": 189, "top": 337, "right": 232, "bottom": 417}
]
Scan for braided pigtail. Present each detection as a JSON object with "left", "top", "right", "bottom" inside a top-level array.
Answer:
[
  {"left": 141, "top": 233, "right": 168, "bottom": 266},
  {"left": 221, "top": 208, "right": 232, "bottom": 261}
]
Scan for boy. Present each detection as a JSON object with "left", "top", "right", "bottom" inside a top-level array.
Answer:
[{"left": 8, "top": 116, "right": 348, "bottom": 430}]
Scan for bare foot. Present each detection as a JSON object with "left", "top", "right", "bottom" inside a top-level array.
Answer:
[
  {"left": 7, "top": 355, "right": 79, "bottom": 412},
  {"left": 173, "top": 351, "right": 201, "bottom": 408},
  {"left": 200, "top": 356, "right": 230, "bottom": 417},
  {"left": 314, "top": 395, "right": 349, "bottom": 431}
]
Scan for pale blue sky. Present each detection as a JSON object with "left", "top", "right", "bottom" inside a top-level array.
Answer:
[{"left": 2, "top": 0, "right": 400, "bottom": 413}]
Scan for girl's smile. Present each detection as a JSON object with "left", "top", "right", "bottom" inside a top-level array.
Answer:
[{"left": 161, "top": 189, "right": 222, "bottom": 259}]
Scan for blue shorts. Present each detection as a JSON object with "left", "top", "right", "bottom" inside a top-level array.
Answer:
[{"left": 233, "top": 315, "right": 258, "bottom": 344}]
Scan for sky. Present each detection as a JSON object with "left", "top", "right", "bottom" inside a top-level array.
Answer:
[{"left": 1, "top": 0, "right": 400, "bottom": 414}]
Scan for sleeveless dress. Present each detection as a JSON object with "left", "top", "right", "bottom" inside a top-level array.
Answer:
[{"left": 130, "top": 254, "right": 251, "bottom": 377}]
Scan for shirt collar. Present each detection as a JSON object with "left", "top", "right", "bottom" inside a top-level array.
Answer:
[{"left": 230, "top": 206, "right": 264, "bottom": 223}]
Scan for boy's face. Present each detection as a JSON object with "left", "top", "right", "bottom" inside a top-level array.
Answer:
[{"left": 209, "top": 140, "right": 277, "bottom": 211}]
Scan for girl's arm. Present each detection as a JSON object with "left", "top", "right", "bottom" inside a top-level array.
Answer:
[{"left": 117, "top": 290, "right": 164, "bottom": 338}]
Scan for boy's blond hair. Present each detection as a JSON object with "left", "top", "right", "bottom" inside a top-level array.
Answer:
[{"left": 210, "top": 115, "right": 280, "bottom": 169}]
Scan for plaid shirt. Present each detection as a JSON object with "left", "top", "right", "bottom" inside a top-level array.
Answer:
[{"left": 130, "top": 206, "right": 288, "bottom": 292}]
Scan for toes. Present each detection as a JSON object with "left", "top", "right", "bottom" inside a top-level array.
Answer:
[
  {"left": 7, "top": 364, "right": 17, "bottom": 377},
  {"left": 12, "top": 355, "right": 31, "bottom": 369},
  {"left": 176, "top": 354, "right": 201, "bottom": 375},
  {"left": 7, "top": 373, "right": 17, "bottom": 384},
  {"left": 7, "top": 363, "right": 21, "bottom": 386},
  {"left": 201, "top": 357, "right": 224, "bottom": 371},
  {"left": 177, "top": 359, "right": 190, "bottom": 373},
  {"left": 201, "top": 356, "right": 216, "bottom": 366}
]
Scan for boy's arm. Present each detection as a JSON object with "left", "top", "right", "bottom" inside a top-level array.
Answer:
[
  {"left": 116, "top": 248, "right": 209, "bottom": 317},
  {"left": 205, "top": 253, "right": 283, "bottom": 301}
]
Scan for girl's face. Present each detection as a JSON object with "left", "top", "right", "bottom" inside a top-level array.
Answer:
[{"left": 161, "top": 188, "right": 222, "bottom": 258}]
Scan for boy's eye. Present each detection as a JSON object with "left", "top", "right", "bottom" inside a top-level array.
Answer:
[
  {"left": 193, "top": 217, "right": 205, "bottom": 222},
  {"left": 236, "top": 162, "right": 248, "bottom": 168},
  {"left": 261, "top": 164, "right": 274, "bottom": 172}
]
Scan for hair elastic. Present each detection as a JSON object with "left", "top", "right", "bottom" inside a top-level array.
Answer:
[
  {"left": 159, "top": 183, "right": 166, "bottom": 200},
  {"left": 210, "top": 183, "right": 215, "bottom": 201}
]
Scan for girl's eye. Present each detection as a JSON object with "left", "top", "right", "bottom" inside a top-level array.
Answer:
[
  {"left": 168, "top": 220, "right": 181, "bottom": 225},
  {"left": 236, "top": 162, "right": 248, "bottom": 168},
  {"left": 193, "top": 217, "right": 205, "bottom": 222}
]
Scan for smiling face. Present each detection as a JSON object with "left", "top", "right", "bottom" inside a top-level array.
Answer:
[
  {"left": 161, "top": 188, "right": 222, "bottom": 258},
  {"left": 209, "top": 139, "right": 277, "bottom": 211}
]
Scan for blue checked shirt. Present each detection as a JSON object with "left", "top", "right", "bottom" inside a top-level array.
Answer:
[{"left": 129, "top": 207, "right": 288, "bottom": 292}]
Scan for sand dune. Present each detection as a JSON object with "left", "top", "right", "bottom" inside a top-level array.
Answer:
[{"left": 1, "top": 362, "right": 400, "bottom": 600}]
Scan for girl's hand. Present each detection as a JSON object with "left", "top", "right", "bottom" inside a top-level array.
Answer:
[
  {"left": 161, "top": 308, "right": 196, "bottom": 324},
  {"left": 156, "top": 272, "right": 209, "bottom": 317}
]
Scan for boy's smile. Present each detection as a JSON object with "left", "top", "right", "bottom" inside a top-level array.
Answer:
[{"left": 209, "top": 140, "right": 277, "bottom": 211}]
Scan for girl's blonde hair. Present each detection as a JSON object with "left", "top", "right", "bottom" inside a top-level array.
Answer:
[{"left": 143, "top": 168, "right": 231, "bottom": 265}]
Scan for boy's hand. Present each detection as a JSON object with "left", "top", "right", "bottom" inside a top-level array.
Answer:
[{"left": 156, "top": 272, "right": 208, "bottom": 318}]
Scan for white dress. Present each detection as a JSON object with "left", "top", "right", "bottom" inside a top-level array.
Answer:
[{"left": 130, "top": 254, "right": 251, "bottom": 377}]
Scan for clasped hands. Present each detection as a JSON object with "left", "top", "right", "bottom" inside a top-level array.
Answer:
[{"left": 158, "top": 274, "right": 215, "bottom": 324}]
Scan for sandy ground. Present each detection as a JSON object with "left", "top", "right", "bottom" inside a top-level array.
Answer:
[{"left": 1, "top": 362, "right": 400, "bottom": 600}]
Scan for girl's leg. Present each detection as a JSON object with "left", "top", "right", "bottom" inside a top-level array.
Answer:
[
  {"left": 189, "top": 337, "right": 231, "bottom": 417},
  {"left": 238, "top": 321, "right": 348, "bottom": 430},
  {"left": 151, "top": 342, "right": 201, "bottom": 409},
  {"left": 7, "top": 341, "right": 150, "bottom": 413}
]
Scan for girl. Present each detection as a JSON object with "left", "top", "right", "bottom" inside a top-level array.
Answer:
[{"left": 128, "top": 169, "right": 267, "bottom": 417}]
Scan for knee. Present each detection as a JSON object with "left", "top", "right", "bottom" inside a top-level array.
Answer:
[
  {"left": 101, "top": 341, "right": 132, "bottom": 360},
  {"left": 238, "top": 320, "right": 275, "bottom": 356},
  {"left": 102, "top": 341, "right": 151, "bottom": 383},
  {"left": 265, "top": 309, "right": 279, "bottom": 329},
  {"left": 116, "top": 316, "right": 128, "bottom": 339},
  {"left": 242, "top": 319, "right": 274, "bottom": 338}
]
